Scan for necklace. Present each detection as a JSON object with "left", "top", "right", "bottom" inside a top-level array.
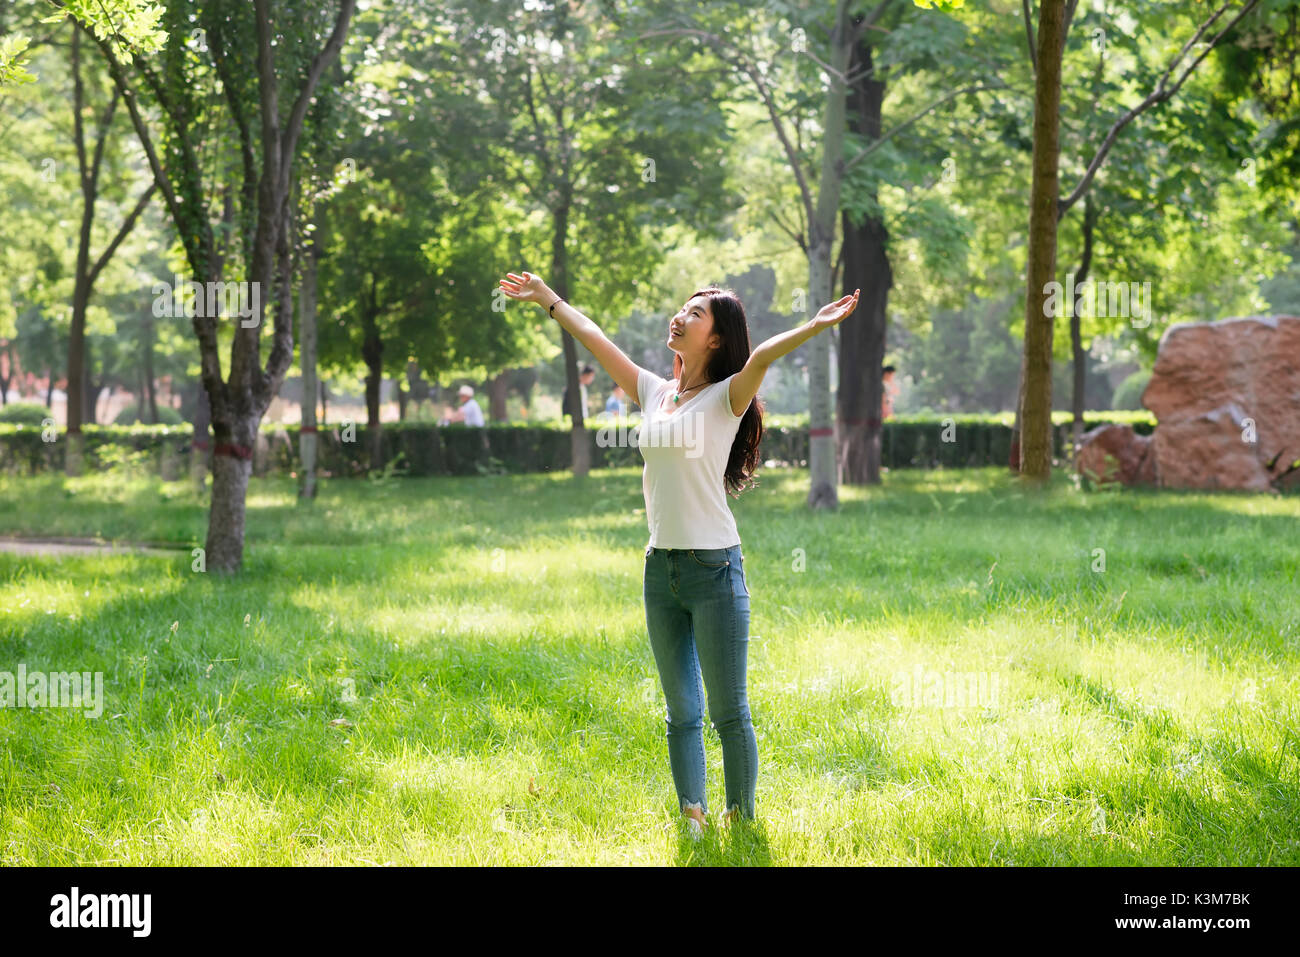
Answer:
[{"left": 672, "top": 378, "right": 709, "bottom": 404}]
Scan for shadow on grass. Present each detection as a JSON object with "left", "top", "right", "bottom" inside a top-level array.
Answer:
[
  {"left": 1, "top": 562, "right": 803, "bottom": 861},
  {"left": 4, "top": 470, "right": 1296, "bottom": 865}
]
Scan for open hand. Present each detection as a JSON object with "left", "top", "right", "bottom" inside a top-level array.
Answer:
[
  {"left": 498, "top": 271, "right": 550, "bottom": 305},
  {"left": 810, "top": 289, "right": 860, "bottom": 330}
]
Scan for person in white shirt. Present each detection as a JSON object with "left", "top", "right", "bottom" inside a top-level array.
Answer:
[
  {"left": 442, "top": 384, "right": 485, "bottom": 427},
  {"left": 497, "top": 269, "right": 859, "bottom": 835}
]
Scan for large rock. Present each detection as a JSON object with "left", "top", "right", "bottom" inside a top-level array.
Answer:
[
  {"left": 1143, "top": 315, "right": 1300, "bottom": 491},
  {"left": 1076, "top": 423, "right": 1157, "bottom": 486},
  {"left": 1075, "top": 315, "right": 1300, "bottom": 491}
]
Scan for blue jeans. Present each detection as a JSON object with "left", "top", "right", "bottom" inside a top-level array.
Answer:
[{"left": 643, "top": 543, "right": 757, "bottom": 820}]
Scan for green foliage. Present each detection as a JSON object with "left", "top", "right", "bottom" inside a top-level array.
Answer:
[
  {"left": 366, "top": 449, "right": 409, "bottom": 486},
  {"left": 0, "top": 421, "right": 190, "bottom": 476},
  {"left": 93, "top": 440, "right": 158, "bottom": 477},
  {"left": 41, "top": 0, "right": 167, "bottom": 59},
  {"left": 0, "top": 0, "right": 166, "bottom": 89},
  {"left": 113, "top": 401, "right": 184, "bottom": 425},
  {"left": 4, "top": 0, "right": 1298, "bottom": 455},
  {"left": 0, "top": 34, "right": 37, "bottom": 87},
  {"left": 0, "top": 401, "right": 51, "bottom": 425},
  {"left": 1261, "top": 236, "right": 1300, "bottom": 314},
  {"left": 1112, "top": 369, "right": 1152, "bottom": 411}
]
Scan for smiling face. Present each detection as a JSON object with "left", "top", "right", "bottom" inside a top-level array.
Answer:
[{"left": 667, "top": 295, "right": 720, "bottom": 367}]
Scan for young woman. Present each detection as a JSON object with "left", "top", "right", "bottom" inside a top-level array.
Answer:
[{"left": 498, "top": 271, "right": 859, "bottom": 835}]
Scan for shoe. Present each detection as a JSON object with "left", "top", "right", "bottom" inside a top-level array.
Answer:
[{"left": 682, "top": 804, "right": 707, "bottom": 839}]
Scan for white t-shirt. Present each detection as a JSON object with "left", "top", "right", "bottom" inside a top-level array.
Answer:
[
  {"left": 461, "top": 398, "right": 485, "bottom": 427},
  {"left": 635, "top": 366, "right": 744, "bottom": 549}
]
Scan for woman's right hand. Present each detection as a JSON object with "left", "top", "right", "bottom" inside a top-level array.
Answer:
[{"left": 499, "top": 271, "right": 550, "bottom": 305}]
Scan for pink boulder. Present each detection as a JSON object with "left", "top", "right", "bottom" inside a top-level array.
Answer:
[
  {"left": 1076, "top": 424, "right": 1157, "bottom": 486},
  {"left": 1142, "top": 316, "right": 1300, "bottom": 492},
  {"left": 1075, "top": 316, "right": 1300, "bottom": 491}
]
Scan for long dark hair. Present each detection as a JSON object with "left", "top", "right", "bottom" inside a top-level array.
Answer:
[{"left": 675, "top": 286, "right": 765, "bottom": 497}]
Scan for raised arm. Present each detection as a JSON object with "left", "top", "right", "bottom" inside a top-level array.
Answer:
[
  {"left": 498, "top": 271, "right": 643, "bottom": 406},
  {"left": 727, "top": 289, "right": 861, "bottom": 417}
]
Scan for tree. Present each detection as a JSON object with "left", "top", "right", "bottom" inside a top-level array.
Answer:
[
  {"left": 643, "top": 0, "right": 996, "bottom": 504},
  {"left": 478, "top": 0, "right": 737, "bottom": 477},
  {"left": 1014, "top": 0, "right": 1262, "bottom": 482},
  {"left": 1018, "top": 0, "right": 1068, "bottom": 487},
  {"left": 81, "top": 0, "right": 357, "bottom": 571},
  {"left": 2, "top": 2, "right": 164, "bottom": 422},
  {"left": 838, "top": 1, "right": 995, "bottom": 483},
  {"left": 64, "top": 24, "right": 155, "bottom": 473},
  {"left": 317, "top": 171, "right": 439, "bottom": 470}
]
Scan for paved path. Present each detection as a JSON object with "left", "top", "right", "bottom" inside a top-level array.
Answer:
[{"left": 0, "top": 536, "right": 183, "bottom": 558}]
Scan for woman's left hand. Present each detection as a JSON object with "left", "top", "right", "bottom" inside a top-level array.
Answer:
[{"left": 810, "top": 289, "right": 860, "bottom": 330}]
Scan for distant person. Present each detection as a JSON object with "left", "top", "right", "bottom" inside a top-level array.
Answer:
[
  {"left": 882, "top": 364, "right": 900, "bottom": 420},
  {"left": 604, "top": 383, "right": 629, "bottom": 418},
  {"left": 562, "top": 365, "right": 596, "bottom": 422},
  {"left": 441, "top": 384, "right": 485, "bottom": 426}
]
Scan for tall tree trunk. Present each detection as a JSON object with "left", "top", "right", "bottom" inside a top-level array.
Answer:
[
  {"left": 361, "top": 302, "right": 384, "bottom": 473},
  {"left": 136, "top": 364, "right": 146, "bottom": 422},
  {"left": 193, "top": 189, "right": 232, "bottom": 495},
  {"left": 192, "top": 382, "right": 211, "bottom": 494},
  {"left": 298, "top": 235, "right": 320, "bottom": 500},
  {"left": 838, "top": 33, "right": 891, "bottom": 486},
  {"left": 1019, "top": 0, "right": 1068, "bottom": 484},
  {"left": 839, "top": 212, "right": 889, "bottom": 486},
  {"left": 66, "top": 292, "right": 89, "bottom": 475},
  {"left": 142, "top": 311, "right": 159, "bottom": 424},
  {"left": 46, "top": 369, "right": 55, "bottom": 408},
  {"left": 0, "top": 343, "right": 11, "bottom": 405},
  {"left": 514, "top": 366, "right": 537, "bottom": 417},
  {"left": 206, "top": 412, "right": 260, "bottom": 572},
  {"left": 806, "top": 2, "right": 854, "bottom": 509},
  {"left": 1010, "top": 349, "right": 1025, "bottom": 471},
  {"left": 487, "top": 369, "right": 510, "bottom": 422},
  {"left": 396, "top": 377, "right": 407, "bottom": 421},
  {"left": 1070, "top": 193, "right": 1096, "bottom": 463},
  {"left": 404, "top": 360, "right": 426, "bottom": 418},
  {"left": 66, "top": 30, "right": 94, "bottom": 476},
  {"left": 551, "top": 192, "right": 588, "bottom": 477},
  {"left": 81, "top": 341, "right": 97, "bottom": 424}
]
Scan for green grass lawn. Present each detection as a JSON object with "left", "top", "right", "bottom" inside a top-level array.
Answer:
[{"left": 0, "top": 465, "right": 1296, "bottom": 865}]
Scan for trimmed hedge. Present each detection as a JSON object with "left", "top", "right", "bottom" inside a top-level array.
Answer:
[
  {"left": 0, "top": 423, "right": 192, "bottom": 477},
  {"left": 113, "top": 402, "right": 185, "bottom": 425},
  {"left": 0, "top": 410, "right": 1156, "bottom": 477},
  {"left": 0, "top": 402, "right": 51, "bottom": 426}
]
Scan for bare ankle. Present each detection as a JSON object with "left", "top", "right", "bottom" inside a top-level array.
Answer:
[{"left": 681, "top": 801, "right": 706, "bottom": 825}]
